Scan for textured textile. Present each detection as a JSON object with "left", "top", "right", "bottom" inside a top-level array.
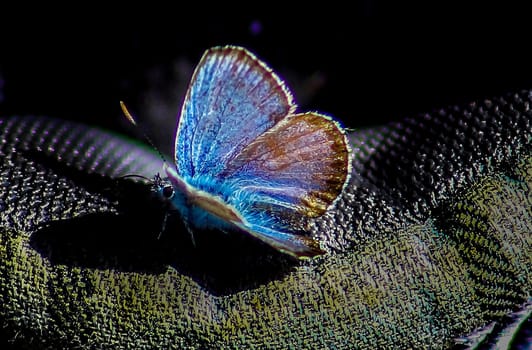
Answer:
[{"left": 0, "top": 90, "right": 530, "bottom": 349}]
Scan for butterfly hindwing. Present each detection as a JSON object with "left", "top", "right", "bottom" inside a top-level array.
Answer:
[
  {"left": 234, "top": 221, "right": 325, "bottom": 259},
  {"left": 223, "top": 112, "right": 350, "bottom": 219}
]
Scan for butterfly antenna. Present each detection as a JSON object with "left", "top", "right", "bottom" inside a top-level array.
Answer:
[{"left": 120, "top": 101, "right": 168, "bottom": 164}]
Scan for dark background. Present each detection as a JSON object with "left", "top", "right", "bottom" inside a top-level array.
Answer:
[
  {"left": 0, "top": 8, "right": 531, "bottom": 349},
  {"left": 1, "top": 10, "right": 531, "bottom": 155}
]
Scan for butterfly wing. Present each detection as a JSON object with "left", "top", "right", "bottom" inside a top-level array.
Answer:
[
  {"left": 234, "top": 221, "right": 325, "bottom": 259},
  {"left": 175, "top": 46, "right": 295, "bottom": 179},
  {"left": 222, "top": 112, "right": 350, "bottom": 258},
  {"left": 224, "top": 112, "right": 351, "bottom": 220},
  {"left": 172, "top": 46, "right": 350, "bottom": 258}
]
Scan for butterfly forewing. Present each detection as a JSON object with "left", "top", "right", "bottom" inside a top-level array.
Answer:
[{"left": 176, "top": 46, "right": 295, "bottom": 180}]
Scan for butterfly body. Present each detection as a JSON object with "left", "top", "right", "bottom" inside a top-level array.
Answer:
[
  {"left": 151, "top": 46, "right": 351, "bottom": 259},
  {"left": 162, "top": 164, "right": 247, "bottom": 230}
]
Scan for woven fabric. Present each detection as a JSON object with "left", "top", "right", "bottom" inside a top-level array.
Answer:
[{"left": 0, "top": 91, "right": 530, "bottom": 349}]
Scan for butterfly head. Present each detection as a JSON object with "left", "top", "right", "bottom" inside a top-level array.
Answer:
[
  {"left": 152, "top": 172, "right": 175, "bottom": 200},
  {"left": 151, "top": 165, "right": 195, "bottom": 228},
  {"left": 152, "top": 163, "right": 192, "bottom": 205}
]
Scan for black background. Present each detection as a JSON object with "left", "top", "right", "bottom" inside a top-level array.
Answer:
[{"left": 1, "top": 10, "right": 532, "bottom": 155}]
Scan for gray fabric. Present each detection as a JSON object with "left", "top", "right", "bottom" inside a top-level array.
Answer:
[{"left": 0, "top": 90, "right": 530, "bottom": 349}]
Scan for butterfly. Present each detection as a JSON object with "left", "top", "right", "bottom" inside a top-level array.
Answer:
[{"left": 124, "top": 45, "right": 351, "bottom": 259}]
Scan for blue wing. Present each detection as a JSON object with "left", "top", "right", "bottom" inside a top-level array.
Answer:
[
  {"left": 234, "top": 221, "right": 325, "bottom": 259},
  {"left": 175, "top": 46, "right": 295, "bottom": 180}
]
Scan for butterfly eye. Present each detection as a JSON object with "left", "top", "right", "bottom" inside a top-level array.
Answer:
[{"left": 162, "top": 185, "right": 174, "bottom": 199}]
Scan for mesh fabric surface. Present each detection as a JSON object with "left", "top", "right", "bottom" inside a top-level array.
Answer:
[{"left": 0, "top": 91, "right": 530, "bottom": 349}]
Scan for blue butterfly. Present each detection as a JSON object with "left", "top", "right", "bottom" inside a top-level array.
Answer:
[{"left": 128, "top": 46, "right": 351, "bottom": 259}]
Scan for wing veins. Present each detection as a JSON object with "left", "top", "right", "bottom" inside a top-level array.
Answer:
[
  {"left": 196, "top": 62, "right": 262, "bottom": 174},
  {"left": 228, "top": 124, "right": 323, "bottom": 171}
]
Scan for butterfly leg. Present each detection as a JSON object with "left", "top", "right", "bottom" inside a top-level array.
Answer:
[
  {"left": 157, "top": 211, "right": 168, "bottom": 240},
  {"left": 184, "top": 220, "right": 196, "bottom": 247}
]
